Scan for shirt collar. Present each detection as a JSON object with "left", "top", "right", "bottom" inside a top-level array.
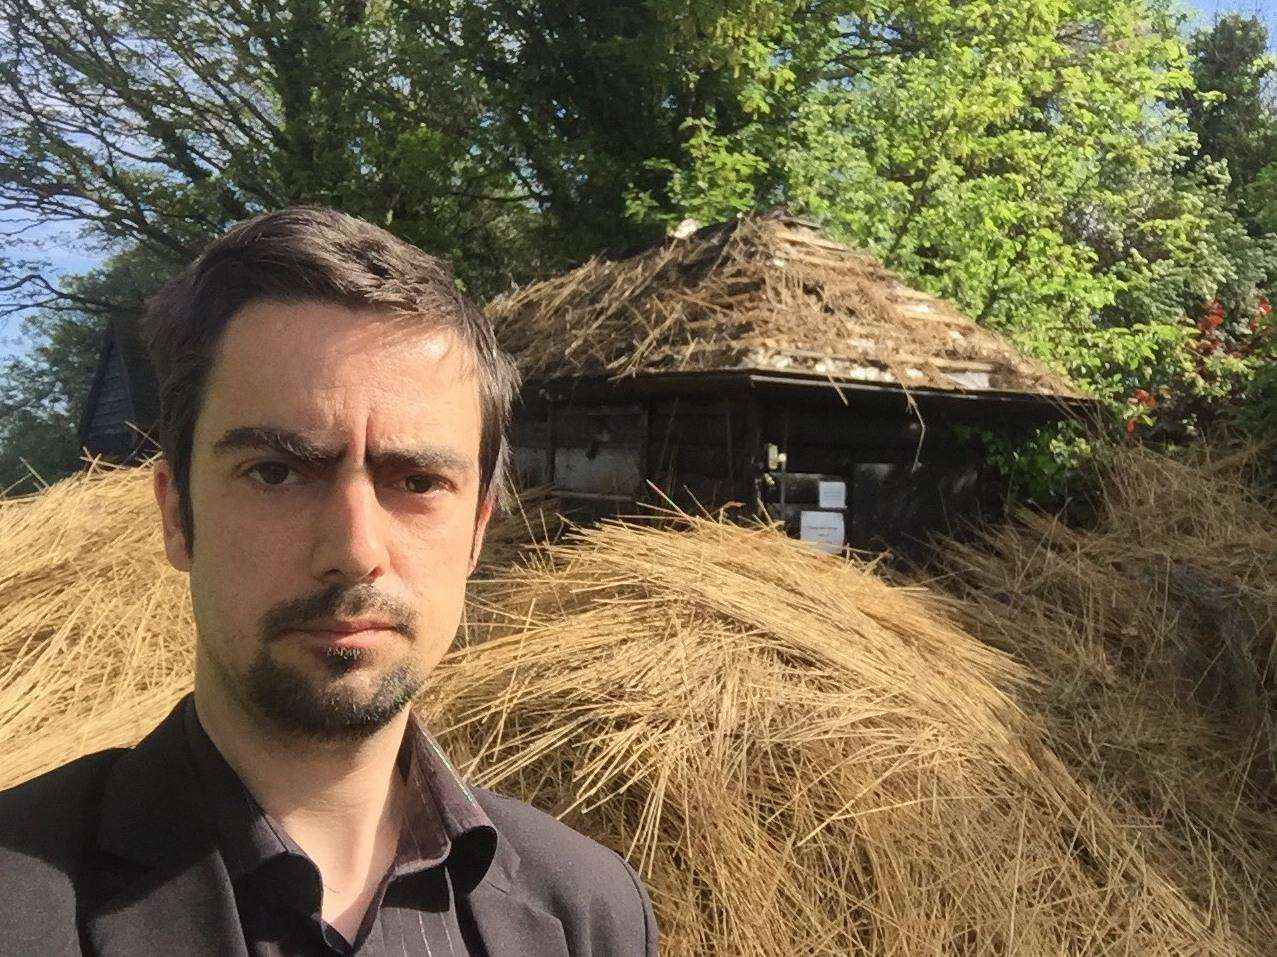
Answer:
[{"left": 181, "top": 696, "right": 497, "bottom": 893}]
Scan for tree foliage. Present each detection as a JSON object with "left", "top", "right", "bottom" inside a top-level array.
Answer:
[
  {"left": 0, "top": 0, "right": 1274, "bottom": 495},
  {"left": 1181, "top": 14, "right": 1277, "bottom": 213},
  {"left": 0, "top": 0, "right": 565, "bottom": 304},
  {"left": 1175, "top": 13, "right": 1277, "bottom": 462},
  {"left": 630, "top": 4, "right": 1272, "bottom": 434}
]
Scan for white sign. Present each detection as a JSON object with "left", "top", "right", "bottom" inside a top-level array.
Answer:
[
  {"left": 799, "top": 511, "right": 845, "bottom": 554},
  {"left": 817, "top": 480, "right": 847, "bottom": 509}
]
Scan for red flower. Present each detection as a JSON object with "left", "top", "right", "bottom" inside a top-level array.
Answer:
[{"left": 1258, "top": 296, "right": 1271, "bottom": 316}]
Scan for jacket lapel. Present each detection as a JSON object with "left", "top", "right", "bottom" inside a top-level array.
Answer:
[
  {"left": 84, "top": 848, "right": 247, "bottom": 957},
  {"left": 82, "top": 698, "right": 569, "bottom": 957},
  {"left": 83, "top": 698, "right": 248, "bottom": 957},
  {"left": 463, "top": 830, "right": 570, "bottom": 957}
]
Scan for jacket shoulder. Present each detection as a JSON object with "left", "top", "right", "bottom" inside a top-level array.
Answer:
[
  {"left": 0, "top": 750, "right": 124, "bottom": 857},
  {"left": 474, "top": 788, "right": 658, "bottom": 956},
  {"left": 0, "top": 749, "right": 125, "bottom": 954}
]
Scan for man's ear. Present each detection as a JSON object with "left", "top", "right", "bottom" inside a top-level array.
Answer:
[
  {"left": 468, "top": 494, "right": 495, "bottom": 574},
  {"left": 152, "top": 458, "right": 192, "bottom": 572}
]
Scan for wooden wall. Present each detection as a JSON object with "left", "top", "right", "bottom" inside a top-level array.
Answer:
[
  {"left": 513, "top": 385, "right": 1006, "bottom": 556},
  {"left": 82, "top": 337, "right": 142, "bottom": 459}
]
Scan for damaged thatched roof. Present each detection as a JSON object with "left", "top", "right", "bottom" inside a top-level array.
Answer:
[{"left": 489, "top": 211, "right": 1085, "bottom": 399}]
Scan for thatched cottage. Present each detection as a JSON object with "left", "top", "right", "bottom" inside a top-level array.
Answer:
[{"left": 490, "top": 211, "right": 1093, "bottom": 555}]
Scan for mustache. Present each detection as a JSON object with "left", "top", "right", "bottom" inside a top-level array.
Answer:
[{"left": 259, "top": 583, "right": 419, "bottom": 643}]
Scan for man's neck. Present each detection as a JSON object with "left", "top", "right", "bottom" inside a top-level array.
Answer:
[{"left": 192, "top": 680, "right": 410, "bottom": 935}]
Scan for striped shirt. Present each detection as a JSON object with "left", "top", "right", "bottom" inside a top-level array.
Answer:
[{"left": 182, "top": 700, "right": 496, "bottom": 956}]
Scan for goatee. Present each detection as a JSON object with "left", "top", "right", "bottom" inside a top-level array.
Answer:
[
  {"left": 245, "top": 581, "right": 423, "bottom": 740},
  {"left": 244, "top": 645, "right": 422, "bottom": 740}
]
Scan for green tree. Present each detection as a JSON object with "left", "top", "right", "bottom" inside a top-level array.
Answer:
[
  {"left": 1180, "top": 14, "right": 1277, "bottom": 219},
  {"left": 1176, "top": 14, "right": 1277, "bottom": 464},
  {"left": 0, "top": 0, "right": 551, "bottom": 304},
  {"left": 2, "top": 0, "right": 1274, "bottom": 495},
  {"left": 624, "top": 0, "right": 1276, "bottom": 494}
]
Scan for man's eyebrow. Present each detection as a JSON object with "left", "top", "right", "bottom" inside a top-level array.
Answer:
[
  {"left": 369, "top": 447, "right": 473, "bottom": 476},
  {"left": 213, "top": 426, "right": 340, "bottom": 463},
  {"left": 211, "top": 425, "right": 473, "bottom": 475}
]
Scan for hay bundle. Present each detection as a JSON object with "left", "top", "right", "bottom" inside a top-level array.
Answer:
[
  {"left": 0, "top": 459, "right": 1259, "bottom": 954},
  {"left": 0, "top": 464, "right": 193, "bottom": 786},
  {"left": 428, "top": 517, "right": 1241, "bottom": 954},
  {"left": 931, "top": 447, "right": 1277, "bottom": 951},
  {"left": 488, "top": 212, "right": 1076, "bottom": 397}
]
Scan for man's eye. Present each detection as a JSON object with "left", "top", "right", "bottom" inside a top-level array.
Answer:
[
  {"left": 402, "top": 474, "right": 441, "bottom": 494},
  {"left": 247, "top": 462, "right": 296, "bottom": 486}
]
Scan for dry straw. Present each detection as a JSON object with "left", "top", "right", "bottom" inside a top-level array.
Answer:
[
  {"left": 930, "top": 446, "right": 1277, "bottom": 952},
  {"left": 0, "top": 456, "right": 1268, "bottom": 954},
  {"left": 431, "top": 516, "right": 1246, "bottom": 955},
  {"left": 488, "top": 211, "right": 1080, "bottom": 398},
  {"left": 0, "top": 463, "right": 192, "bottom": 786}
]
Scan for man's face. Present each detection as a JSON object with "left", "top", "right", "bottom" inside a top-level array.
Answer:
[{"left": 155, "top": 300, "right": 491, "bottom": 739}]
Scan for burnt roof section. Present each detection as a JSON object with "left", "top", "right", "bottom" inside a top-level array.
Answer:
[{"left": 489, "top": 210, "right": 1086, "bottom": 401}]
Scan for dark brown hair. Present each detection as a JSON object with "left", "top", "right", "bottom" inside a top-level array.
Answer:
[{"left": 144, "top": 207, "right": 520, "bottom": 549}]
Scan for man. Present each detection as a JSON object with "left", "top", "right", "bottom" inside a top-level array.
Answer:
[{"left": 0, "top": 208, "right": 658, "bottom": 956}]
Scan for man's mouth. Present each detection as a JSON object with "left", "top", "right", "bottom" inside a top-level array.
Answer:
[
  {"left": 302, "top": 617, "right": 394, "bottom": 634},
  {"left": 287, "top": 618, "right": 398, "bottom": 648}
]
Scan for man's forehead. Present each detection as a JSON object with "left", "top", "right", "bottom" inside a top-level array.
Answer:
[
  {"left": 205, "top": 302, "right": 480, "bottom": 404},
  {"left": 195, "top": 301, "right": 484, "bottom": 455},
  {"left": 216, "top": 299, "right": 470, "bottom": 368}
]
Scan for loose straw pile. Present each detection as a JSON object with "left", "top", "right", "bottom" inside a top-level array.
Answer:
[
  {"left": 0, "top": 456, "right": 1268, "bottom": 954},
  {"left": 0, "top": 464, "right": 192, "bottom": 787},
  {"left": 424, "top": 516, "right": 1247, "bottom": 955},
  {"left": 931, "top": 446, "right": 1277, "bottom": 952}
]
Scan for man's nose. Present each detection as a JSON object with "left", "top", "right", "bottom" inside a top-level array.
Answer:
[{"left": 310, "top": 473, "right": 391, "bottom": 584}]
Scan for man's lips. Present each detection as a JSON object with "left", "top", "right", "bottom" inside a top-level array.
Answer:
[
  {"left": 284, "top": 619, "right": 400, "bottom": 647},
  {"left": 299, "top": 618, "right": 395, "bottom": 634}
]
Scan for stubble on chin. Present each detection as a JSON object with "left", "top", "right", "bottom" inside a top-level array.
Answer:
[
  {"left": 242, "top": 643, "right": 423, "bottom": 741},
  {"left": 204, "top": 581, "right": 425, "bottom": 741}
]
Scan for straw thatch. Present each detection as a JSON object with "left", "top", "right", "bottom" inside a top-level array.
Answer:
[
  {"left": 488, "top": 211, "right": 1082, "bottom": 398},
  {"left": 930, "top": 447, "right": 1277, "bottom": 952},
  {"left": 0, "top": 457, "right": 1269, "bottom": 954},
  {"left": 434, "top": 516, "right": 1253, "bottom": 954}
]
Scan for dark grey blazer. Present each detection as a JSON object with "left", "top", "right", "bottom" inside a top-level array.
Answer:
[{"left": 0, "top": 704, "right": 658, "bottom": 956}]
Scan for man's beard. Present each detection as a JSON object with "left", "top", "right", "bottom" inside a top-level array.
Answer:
[
  {"left": 244, "top": 646, "right": 423, "bottom": 740},
  {"left": 239, "top": 582, "right": 424, "bottom": 740}
]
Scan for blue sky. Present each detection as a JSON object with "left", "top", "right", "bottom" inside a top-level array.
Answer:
[
  {"left": 1194, "top": 0, "right": 1277, "bottom": 37},
  {"left": 0, "top": 211, "right": 102, "bottom": 360},
  {"left": 1, "top": 0, "right": 1275, "bottom": 364}
]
